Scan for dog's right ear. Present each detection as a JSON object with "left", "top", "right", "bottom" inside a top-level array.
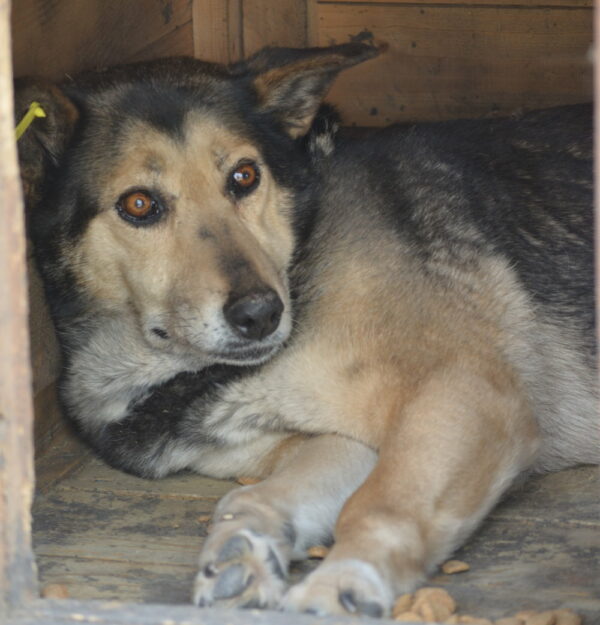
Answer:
[
  {"left": 239, "top": 43, "right": 380, "bottom": 139},
  {"left": 14, "top": 79, "right": 79, "bottom": 210}
]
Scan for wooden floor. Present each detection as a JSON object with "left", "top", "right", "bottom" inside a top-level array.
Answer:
[{"left": 33, "top": 432, "right": 600, "bottom": 623}]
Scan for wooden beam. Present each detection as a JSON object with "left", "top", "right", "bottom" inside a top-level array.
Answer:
[
  {"left": 8, "top": 598, "right": 381, "bottom": 625},
  {"left": 0, "top": 0, "right": 37, "bottom": 617},
  {"left": 594, "top": 0, "right": 599, "bottom": 386}
]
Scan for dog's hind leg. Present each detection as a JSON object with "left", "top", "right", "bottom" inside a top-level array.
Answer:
[
  {"left": 282, "top": 365, "right": 539, "bottom": 617},
  {"left": 192, "top": 434, "right": 377, "bottom": 609}
]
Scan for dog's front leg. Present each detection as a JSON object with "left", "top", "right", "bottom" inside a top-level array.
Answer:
[
  {"left": 193, "top": 434, "right": 377, "bottom": 609},
  {"left": 282, "top": 366, "right": 540, "bottom": 618}
]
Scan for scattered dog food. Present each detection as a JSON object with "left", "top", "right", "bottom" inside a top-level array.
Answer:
[
  {"left": 307, "top": 545, "right": 330, "bottom": 559},
  {"left": 442, "top": 560, "right": 471, "bottom": 574},
  {"left": 515, "top": 612, "right": 538, "bottom": 622},
  {"left": 41, "top": 583, "right": 69, "bottom": 599},
  {"left": 393, "top": 593, "right": 414, "bottom": 616},
  {"left": 551, "top": 609, "right": 582, "bottom": 625},
  {"left": 412, "top": 587, "right": 457, "bottom": 622},
  {"left": 395, "top": 611, "right": 424, "bottom": 622},
  {"left": 197, "top": 514, "right": 212, "bottom": 523},
  {"left": 392, "top": 587, "right": 582, "bottom": 625},
  {"left": 236, "top": 476, "right": 262, "bottom": 485},
  {"left": 393, "top": 588, "right": 456, "bottom": 622}
]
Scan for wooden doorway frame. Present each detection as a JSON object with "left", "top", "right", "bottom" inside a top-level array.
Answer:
[{"left": 1, "top": 1, "right": 597, "bottom": 623}]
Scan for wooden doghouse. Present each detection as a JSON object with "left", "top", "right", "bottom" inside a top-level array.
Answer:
[{"left": 1, "top": 1, "right": 598, "bottom": 624}]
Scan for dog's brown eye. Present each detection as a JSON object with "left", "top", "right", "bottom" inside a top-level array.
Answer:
[
  {"left": 229, "top": 162, "right": 260, "bottom": 196},
  {"left": 122, "top": 191, "right": 154, "bottom": 217},
  {"left": 116, "top": 189, "right": 164, "bottom": 226}
]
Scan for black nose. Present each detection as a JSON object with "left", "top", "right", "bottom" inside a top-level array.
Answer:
[{"left": 223, "top": 289, "right": 284, "bottom": 340}]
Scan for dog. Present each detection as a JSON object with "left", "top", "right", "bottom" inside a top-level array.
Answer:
[{"left": 16, "top": 43, "right": 597, "bottom": 617}]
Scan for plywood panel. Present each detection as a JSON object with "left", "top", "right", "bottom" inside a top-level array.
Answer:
[
  {"left": 312, "top": 3, "right": 592, "bottom": 124},
  {"left": 11, "top": 0, "right": 194, "bottom": 79}
]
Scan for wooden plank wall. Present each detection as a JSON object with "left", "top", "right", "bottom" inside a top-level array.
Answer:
[
  {"left": 309, "top": 0, "right": 593, "bottom": 125},
  {"left": 192, "top": 1, "right": 593, "bottom": 125},
  {"left": 11, "top": 0, "right": 194, "bottom": 79},
  {"left": 11, "top": 0, "right": 595, "bottom": 141},
  {"left": 192, "top": 0, "right": 307, "bottom": 63}
]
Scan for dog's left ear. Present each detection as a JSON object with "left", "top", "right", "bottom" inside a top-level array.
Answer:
[{"left": 240, "top": 43, "right": 380, "bottom": 138}]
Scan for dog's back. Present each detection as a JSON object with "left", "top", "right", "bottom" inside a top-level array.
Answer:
[{"left": 297, "top": 105, "right": 596, "bottom": 471}]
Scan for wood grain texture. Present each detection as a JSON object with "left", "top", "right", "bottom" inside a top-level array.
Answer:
[
  {"left": 30, "top": 453, "right": 600, "bottom": 619},
  {"left": 327, "top": 0, "right": 593, "bottom": 6},
  {"left": 11, "top": 0, "right": 194, "bottom": 79},
  {"left": 0, "top": 0, "right": 37, "bottom": 615},
  {"left": 127, "top": 20, "right": 195, "bottom": 63},
  {"left": 9, "top": 598, "right": 361, "bottom": 625},
  {"left": 193, "top": 0, "right": 243, "bottom": 62},
  {"left": 312, "top": 2, "right": 592, "bottom": 124},
  {"left": 242, "top": 0, "right": 308, "bottom": 56},
  {"left": 596, "top": 0, "right": 600, "bottom": 374}
]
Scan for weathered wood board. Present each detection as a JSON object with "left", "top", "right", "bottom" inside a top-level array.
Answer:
[
  {"left": 32, "top": 455, "right": 600, "bottom": 621},
  {"left": 11, "top": 0, "right": 194, "bottom": 80},
  {"left": 310, "top": 2, "right": 593, "bottom": 125}
]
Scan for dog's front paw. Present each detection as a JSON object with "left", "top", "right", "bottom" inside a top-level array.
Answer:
[
  {"left": 193, "top": 528, "right": 288, "bottom": 609},
  {"left": 281, "top": 559, "right": 393, "bottom": 618}
]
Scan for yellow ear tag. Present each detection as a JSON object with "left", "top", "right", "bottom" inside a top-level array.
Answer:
[{"left": 15, "top": 101, "right": 46, "bottom": 141}]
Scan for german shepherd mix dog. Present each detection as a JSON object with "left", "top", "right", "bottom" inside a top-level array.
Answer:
[{"left": 17, "top": 44, "right": 597, "bottom": 617}]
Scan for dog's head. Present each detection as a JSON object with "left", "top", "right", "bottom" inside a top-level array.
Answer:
[{"left": 16, "top": 44, "right": 378, "bottom": 367}]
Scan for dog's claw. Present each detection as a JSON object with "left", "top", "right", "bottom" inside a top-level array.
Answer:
[
  {"left": 339, "top": 590, "right": 384, "bottom": 618},
  {"left": 194, "top": 528, "right": 288, "bottom": 609},
  {"left": 339, "top": 589, "right": 359, "bottom": 613}
]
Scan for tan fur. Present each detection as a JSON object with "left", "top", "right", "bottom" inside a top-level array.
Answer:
[
  {"left": 19, "top": 48, "right": 594, "bottom": 616},
  {"left": 200, "top": 215, "right": 543, "bottom": 603},
  {"left": 71, "top": 114, "right": 295, "bottom": 354}
]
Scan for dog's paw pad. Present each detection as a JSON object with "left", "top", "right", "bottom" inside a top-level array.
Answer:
[
  {"left": 282, "top": 558, "right": 393, "bottom": 618},
  {"left": 216, "top": 535, "right": 253, "bottom": 564},
  {"left": 212, "top": 564, "right": 253, "bottom": 600},
  {"left": 194, "top": 529, "right": 287, "bottom": 610}
]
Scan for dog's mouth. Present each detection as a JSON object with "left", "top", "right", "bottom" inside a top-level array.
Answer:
[{"left": 209, "top": 341, "right": 284, "bottom": 366}]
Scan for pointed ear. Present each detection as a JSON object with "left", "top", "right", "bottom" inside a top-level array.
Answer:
[
  {"left": 14, "top": 79, "right": 79, "bottom": 210},
  {"left": 241, "top": 43, "right": 380, "bottom": 138}
]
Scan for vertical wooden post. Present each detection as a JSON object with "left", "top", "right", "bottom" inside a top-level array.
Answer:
[
  {"left": 306, "top": 0, "right": 319, "bottom": 47},
  {"left": 0, "top": 0, "right": 38, "bottom": 617},
  {"left": 595, "top": 2, "right": 600, "bottom": 383}
]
